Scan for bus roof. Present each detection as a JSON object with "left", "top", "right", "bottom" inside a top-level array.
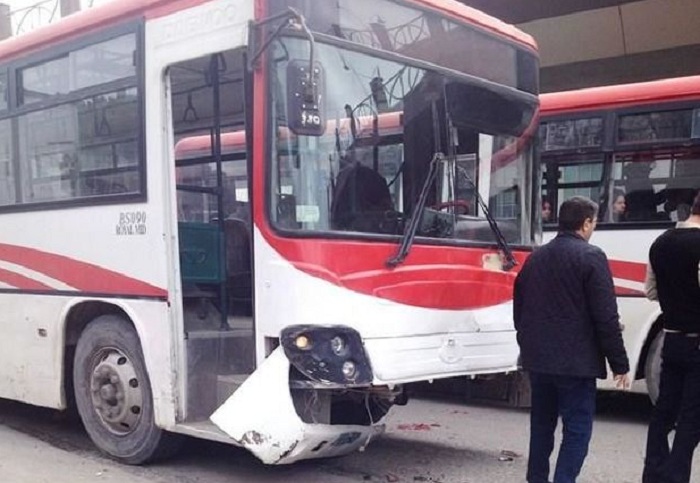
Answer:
[
  {"left": 0, "top": 0, "right": 184, "bottom": 62},
  {"left": 411, "top": 0, "right": 536, "bottom": 50},
  {"left": 540, "top": 76, "right": 700, "bottom": 116},
  {"left": 0, "top": 0, "right": 536, "bottom": 64}
]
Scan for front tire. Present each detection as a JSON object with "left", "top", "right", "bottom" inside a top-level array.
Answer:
[
  {"left": 644, "top": 330, "right": 665, "bottom": 405},
  {"left": 73, "top": 315, "right": 181, "bottom": 464}
]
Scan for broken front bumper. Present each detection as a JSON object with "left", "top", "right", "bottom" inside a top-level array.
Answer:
[{"left": 210, "top": 347, "right": 384, "bottom": 464}]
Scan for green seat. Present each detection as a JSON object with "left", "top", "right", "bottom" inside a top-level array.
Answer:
[{"left": 179, "top": 222, "right": 225, "bottom": 285}]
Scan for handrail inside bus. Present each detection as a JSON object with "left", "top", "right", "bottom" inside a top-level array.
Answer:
[
  {"left": 174, "top": 108, "right": 535, "bottom": 170},
  {"left": 174, "top": 112, "right": 404, "bottom": 160}
]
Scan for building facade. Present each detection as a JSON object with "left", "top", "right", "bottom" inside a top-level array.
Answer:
[{"left": 466, "top": 0, "right": 700, "bottom": 92}]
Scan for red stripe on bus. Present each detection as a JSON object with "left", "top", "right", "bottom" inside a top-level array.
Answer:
[
  {"left": 257, "top": 231, "right": 528, "bottom": 310},
  {"left": 294, "top": 257, "right": 517, "bottom": 310},
  {"left": 609, "top": 260, "right": 646, "bottom": 284},
  {"left": 615, "top": 286, "right": 645, "bottom": 297},
  {"left": 0, "top": 244, "right": 167, "bottom": 298},
  {"left": 0, "top": 268, "right": 53, "bottom": 291}
]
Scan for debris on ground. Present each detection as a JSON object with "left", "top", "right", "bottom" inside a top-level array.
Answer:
[
  {"left": 498, "top": 449, "right": 522, "bottom": 461},
  {"left": 396, "top": 423, "right": 433, "bottom": 431}
]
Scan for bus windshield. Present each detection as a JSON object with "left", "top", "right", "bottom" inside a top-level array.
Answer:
[{"left": 268, "top": 37, "right": 538, "bottom": 245}]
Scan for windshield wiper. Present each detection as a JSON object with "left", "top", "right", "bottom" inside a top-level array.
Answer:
[
  {"left": 386, "top": 152, "right": 443, "bottom": 268},
  {"left": 455, "top": 164, "right": 517, "bottom": 271}
]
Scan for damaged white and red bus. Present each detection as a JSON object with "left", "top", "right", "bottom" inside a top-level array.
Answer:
[
  {"left": 0, "top": 0, "right": 539, "bottom": 465},
  {"left": 539, "top": 76, "right": 700, "bottom": 402}
]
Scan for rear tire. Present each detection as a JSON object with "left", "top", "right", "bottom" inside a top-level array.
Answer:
[
  {"left": 644, "top": 330, "right": 665, "bottom": 405},
  {"left": 73, "top": 315, "right": 181, "bottom": 464}
]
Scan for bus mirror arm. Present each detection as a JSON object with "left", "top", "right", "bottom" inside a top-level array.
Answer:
[
  {"left": 248, "top": 7, "right": 316, "bottom": 78},
  {"left": 249, "top": 8, "right": 325, "bottom": 137}
]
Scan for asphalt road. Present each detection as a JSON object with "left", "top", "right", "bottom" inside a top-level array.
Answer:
[{"left": 1, "top": 391, "right": 697, "bottom": 483}]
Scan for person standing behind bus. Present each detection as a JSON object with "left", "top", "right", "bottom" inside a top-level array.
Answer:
[
  {"left": 642, "top": 191, "right": 700, "bottom": 483},
  {"left": 514, "top": 196, "right": 630, "bottom": 483}
]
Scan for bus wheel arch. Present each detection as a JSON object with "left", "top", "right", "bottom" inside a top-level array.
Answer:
[
  {"left": 63, "top": 302, "right": 129, "bottom": 409},
  {"left": 72, "top": 312, "right": 181, "bottom": 464}
]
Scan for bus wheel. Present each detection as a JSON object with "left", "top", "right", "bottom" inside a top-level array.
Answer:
[
  {"left": 644, "top": 330, "right": 665, "bottom": 405},
  {"left": 73, "top": 315, "right": 181, "bottom": 464}
]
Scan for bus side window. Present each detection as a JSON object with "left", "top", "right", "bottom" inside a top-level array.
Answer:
[
  {"left": 609, "top": 154, "right": 699, "bottom": 223},
  {"left": 546, "top": 157, "right": 604, "bottom": 223},
  {"left": 665, "top": 157, "right": 700, "bottom": 221},
  {"left": 619, "top": 158, "right": 668, "bottom": 222}
]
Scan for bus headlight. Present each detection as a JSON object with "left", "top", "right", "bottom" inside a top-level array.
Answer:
[
  {"left": 341, "top": 360, "right": 357, "bottom": 379},
  {"left": 280, "top": 325, "right": 372, "bottom": 385},
  {"left": 295, "top": 334, "right": 312, "bottom": 350}
]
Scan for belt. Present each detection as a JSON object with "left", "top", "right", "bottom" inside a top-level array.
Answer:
[{"left": 664, "top": 329, "right": 700, "bottom": 337}]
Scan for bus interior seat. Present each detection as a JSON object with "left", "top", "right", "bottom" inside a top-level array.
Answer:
[
  {"left": 625, "top": 188, "right": 669, "bottom": 221},
  {"left": 276, "top": 193, "right": 300, "bottom": 229},
  {"left": 224, "top": 217, "right": 252, "bottom": 315},
  {"left": 622, "top": 160, "right": 668, "bottom": 221},
  {"left": 331, "top": 163, "right": 393, "bottom": 231},
  {"left": 664, "top": 161, "right": 700, "bottom": 220},
  {"left": 228, "top": 200, "right": 251, "bottom": 224}
]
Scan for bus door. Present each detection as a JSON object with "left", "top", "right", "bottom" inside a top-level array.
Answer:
[{"left": 167, "top": 48, "right": 255, "bottom": 423}]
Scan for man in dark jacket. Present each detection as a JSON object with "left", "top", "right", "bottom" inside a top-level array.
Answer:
[
  {"left": 514, "top": 196, "right": 630, "bottom": 483},
  {"left": 642, "top": 191, "right": 700, "bottom": 483}
]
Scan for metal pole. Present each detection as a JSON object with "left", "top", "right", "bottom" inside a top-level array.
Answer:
[
  {"left": 60, "top": 0, "right": 81, "bottom": 17},
  {"left": 0, "top": 4, "right": 11, "bottom": 40}
]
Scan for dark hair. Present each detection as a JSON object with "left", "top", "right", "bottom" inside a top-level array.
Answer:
[
  {"left": 692, "top": 191, "right": 700, "bottom": 216},
  {"left": 558, "top": 196, "right": 598, "bottom": 231},
  {"left": 613, "top": 189, "right": 626, "bottom": 201}
]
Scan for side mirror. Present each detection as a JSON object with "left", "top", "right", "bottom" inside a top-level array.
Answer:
[{"left": 286, "top": 60, "right": 326, "bottom": 136}]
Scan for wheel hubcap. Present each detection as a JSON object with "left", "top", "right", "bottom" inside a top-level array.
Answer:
[{"left": 89, "top": 349, "right": 143, "bottom": 435}]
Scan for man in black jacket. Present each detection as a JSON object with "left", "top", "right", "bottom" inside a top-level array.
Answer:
[
  {"left": 642, "top": 191, "right": 700, "bottom": 483},
  {"left": 514, "top": 196, "right": 630, "bottom": 483}
]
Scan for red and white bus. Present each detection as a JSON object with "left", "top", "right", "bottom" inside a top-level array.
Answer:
[
  {"left": 540, "top": 76, "right": 700, "bottom": 401},
  {"left": 0, "top": 0, "right": 540, "bottom": 465}
]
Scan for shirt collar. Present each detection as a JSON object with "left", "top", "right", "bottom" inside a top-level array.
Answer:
[
  {"left": 557, "top": 231, "right": 587, "bottom": 242},
  {"left": 676, "top": 220, "right": 700, "bottom": 229}
]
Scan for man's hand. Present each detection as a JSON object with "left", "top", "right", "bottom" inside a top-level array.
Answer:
[{"left": 614, "top": 373, "right": 630, "bottom": 390}]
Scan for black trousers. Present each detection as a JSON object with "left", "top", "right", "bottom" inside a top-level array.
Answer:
[{"left": 643, "top": 333, "right": 700, "bottom": 483}]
